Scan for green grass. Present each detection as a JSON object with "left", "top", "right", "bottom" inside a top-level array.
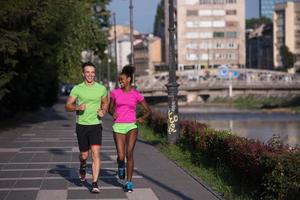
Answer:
[{"left": 138, "top": 124, "right": 255, "bottom": 200}]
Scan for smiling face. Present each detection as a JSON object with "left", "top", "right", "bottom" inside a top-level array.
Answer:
[
  {"left": 118, "top": 73, "right": 131, "bottom": 88},
  {"left": 82, "top": 65, "right": 96, "bottom": 84}
]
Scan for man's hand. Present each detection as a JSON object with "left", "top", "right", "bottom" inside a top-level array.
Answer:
[
  {"left": 98, "top": 109, "right": 105, "bottom": 118},
  {"left": 76, "top": 103, "right": 86, "bottom": 111}
]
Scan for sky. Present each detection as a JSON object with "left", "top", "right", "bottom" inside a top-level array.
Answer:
[{"left": 108, "top": 0, "right": 259, "bottom": 33}]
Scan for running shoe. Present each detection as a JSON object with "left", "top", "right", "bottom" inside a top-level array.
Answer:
[
  {"left": 79, "top": 162, "right": 86, "bottom": 182},
  {"left": 118, "top": 167, "right": 125, "bottom": 180},
  {"left": 91, "top": 182, "right": 100, "bottom": 193},
  {"left": 124, "top": 181, "right": 133, "bottom": 193}
]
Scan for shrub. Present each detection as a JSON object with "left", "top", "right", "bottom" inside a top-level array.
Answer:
[{"left": 147, "top": 111, "right": 300, "bottom": 199}]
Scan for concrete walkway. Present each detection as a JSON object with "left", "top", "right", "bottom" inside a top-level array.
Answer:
[{"left": 0, "top": 98, "right": 222, "bottom": 200}]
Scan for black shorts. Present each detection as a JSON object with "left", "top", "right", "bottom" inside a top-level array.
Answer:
[{"left": 76, "top": 124, "right": 102, "bottom": 152}]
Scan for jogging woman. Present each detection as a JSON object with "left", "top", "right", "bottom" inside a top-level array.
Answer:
[{"left": 109, "top": 65, "right": 151, "bottom": 192}]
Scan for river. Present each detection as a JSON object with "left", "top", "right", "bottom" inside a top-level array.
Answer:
[{"left": 153, "top": 105, "right": 300, "bottom": 147}]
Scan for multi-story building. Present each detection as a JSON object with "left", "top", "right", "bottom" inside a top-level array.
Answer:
[
  {"left": 259, "top": 0, "right": 276, "bottom": 19},
  {"left": 108, "top": 25, "right": 139, "bottom": 72},
  {"left": 246, "top": 24, "right": 273, "bottom": 69},
  {"left": 165, "top": 0, "right": 245, "bottom": 71},
  {"left": 133, "top": 34, "right": 162, "bottom": 76},
  {"left": 273, "top": 0, "right": 300, "bottom": 71}
]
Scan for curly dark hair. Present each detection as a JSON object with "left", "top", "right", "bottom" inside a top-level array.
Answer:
[{"left": 121, "top": 65, "right": 135, "bottom": 83}]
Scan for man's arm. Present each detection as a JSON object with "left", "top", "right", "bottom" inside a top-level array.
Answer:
[
  {"left": 65, "top": 96, "right": 85, "bottom": 112},
  {"left": 98, "top": 95, "right": 109, "bottom": 117}
]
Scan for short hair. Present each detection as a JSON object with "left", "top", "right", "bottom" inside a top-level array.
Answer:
[{"left": 81, "top": 61, "right": 96, "bottom": 70}]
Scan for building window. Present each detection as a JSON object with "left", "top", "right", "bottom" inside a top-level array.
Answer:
[
  {"left": 187, "top": 42, "right": 198, "bottom": 49},
  {"left": 213, "top": 32, "right": 225, "bottom": 38},
  {"left": 226, "top": 9, "right": 237, "bottom": 15},
  {"left": 185, "top": 0, "right": 198, "bottom": 5},
  {"left": 199, "top": 10, "right": 212, "bottom": 16},
  {"left": 212, "top": 10, "right": 225, "bottom": 16},
  {"left": 226, "top": 21, "right": 238, "bottom": 27},
  {"left": 226, "top": 32, "right": 237, "bottom": 38},
  {"left": 213, "top": 21, "right": 225, "bottom": 27},
  {"left": 187, "top": 10, "right": 198, "bottom": 16},
  {"left": 199, "top": 32, "right": 213, "bottom": 38},
  {"left": 199, "top": 21, "right": 212, "bottom": 27},
  {"left": 226, "top": 0, "right": 236, "bottom": 4},
  {"left": 186, "top": 32, "right": 199, "bottom": 39},
  {"left": 186, "top": 53, "right": 198, "bottom": 61}
]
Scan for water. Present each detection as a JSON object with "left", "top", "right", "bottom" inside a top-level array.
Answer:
[{"left": 153, "top": 105, "right": 300, "bottom": 146}]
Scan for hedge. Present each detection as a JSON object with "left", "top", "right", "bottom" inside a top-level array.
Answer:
[{"left": 146, "top": 111, "right": 299, "bottom": 200}]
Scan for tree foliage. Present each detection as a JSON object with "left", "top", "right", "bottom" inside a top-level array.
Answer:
[
  {"left": 153, "top": 0, "right": 164, "bottom": 37},
  {"left": 0, "top": 0, "right": 110, "bottom": 118},
  {"left": 280, "top": 45, "right": 295, "bottom": 70},
  {"left": 246, "top": 17, "right": 272, "bottom": 29}
]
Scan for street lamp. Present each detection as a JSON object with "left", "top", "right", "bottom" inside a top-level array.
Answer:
[
  {"left": 166, "top": 0, "right": 179, "bottom": 144},
  {"left": 112, "top": 12, "right": 118, "bottom": 87},
  {"left": 129, "top": 0, "right": 134, "bottom": 66}
]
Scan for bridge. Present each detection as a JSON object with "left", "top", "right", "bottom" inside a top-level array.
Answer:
[{"left": 135, "top": 69, "right": 300, "bottom": 103}]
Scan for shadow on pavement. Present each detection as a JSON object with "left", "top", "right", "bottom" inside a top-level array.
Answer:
[{"left": 135, "top": 169, "right": 194, "bottom": 200}]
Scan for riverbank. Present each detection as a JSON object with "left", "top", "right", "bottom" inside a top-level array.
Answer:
[{"left": 141, "top": 111, "right": 299, "bottom": 200}]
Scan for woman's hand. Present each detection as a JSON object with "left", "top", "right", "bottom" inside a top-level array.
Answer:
[
  {"left": 136, "top": 117, "right": 144, "bottom": 123},
  {"left": 113, "top": 113, "right": 118, "bottom": 120}
]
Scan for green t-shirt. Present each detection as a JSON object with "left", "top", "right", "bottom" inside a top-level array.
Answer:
[{"left": 70, "top": 82, "right": 107, "bottom": 125}]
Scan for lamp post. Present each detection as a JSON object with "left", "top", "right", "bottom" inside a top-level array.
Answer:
[
  {"left": 166, "top": 0, "right": 179, "bottom": 144},
  {"left": 129, "top": 0, "right": 134, "bottom": 65},
  {"left": 112, "top": 12, "right": 118, "bottom": 87}
]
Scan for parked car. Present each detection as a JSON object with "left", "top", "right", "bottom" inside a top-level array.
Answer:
[{"left": 60, "top": 83, "right": 73, "bottom": 95}]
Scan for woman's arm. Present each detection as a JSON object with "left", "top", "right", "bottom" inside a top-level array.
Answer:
[{"left": 136, "top": 100, "right": 152, "bottom": 123}]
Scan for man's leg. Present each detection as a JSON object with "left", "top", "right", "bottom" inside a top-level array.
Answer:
[
  {"left": 90, "top": 145, "right": 101, "bottom": 183},
  {"left": 79, "top": 151, "right": 88, "bottom": 181}
]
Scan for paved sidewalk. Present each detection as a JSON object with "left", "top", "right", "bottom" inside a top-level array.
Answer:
[{"left": 0, "top": 98, "right": 222, "bottom": 200}]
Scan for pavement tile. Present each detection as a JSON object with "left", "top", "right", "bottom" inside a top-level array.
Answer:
[
  {"left": 21, "top": 170, "right": 46, "bottom": 178},
  {"left": 44, "top": 169, "right": 69, "bottom": 178},
  {"left": 0, "top": 180, "right": 16, "bottom": 188},
  {"left": 40, "top": 179, "right": 68, "bottom": 190},
  {"left": 2, "top": 164, "right": 28, "bottom": 170},
  {"left": 0, "top": 153, "right": 17, "bottom": 163},
  {"left": 0, "top": 171, "right": 22, "bottom": 178},
  {"left": 4, "top": 190, "right": 38, "bottom": 200},
  {"left": 14, "top": 180, "right": 42, "bottom": 188},
  {"left": 36, "top": 190, "right": 67, "bottom": 200},
  {"left": 9, "top": 154, "right": 34, "bottom": 163},
  {"left": 0, "top": 191, "right": 9, "bottom": 200},
  {"left": 31, "top": 154, "right": 52, "bottom": 162},
  {"left": 26, "top": 164, "right": 49, "bottom": 169}
]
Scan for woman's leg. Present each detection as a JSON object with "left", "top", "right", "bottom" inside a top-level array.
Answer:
[
  {"left": 125, "top": 129, "right": 138, "bottom": 181},
  {"left": 114, "top": 132, "right": 126, "bottom": 168}
]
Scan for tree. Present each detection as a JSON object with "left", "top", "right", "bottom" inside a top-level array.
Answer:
[
  {"left": 246, "top": 17, "right": 272, "bottom": 29},
  {"left": 153, "top": 0, "right": 164, "bottom": 37},
  {"left": 280, "top": 45, "right": 295, "bottom": 70},
  {"left": 0, "top": 0, "right": 110, "bottom": 118}
]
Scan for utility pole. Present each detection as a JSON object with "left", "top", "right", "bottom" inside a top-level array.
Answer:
[
  {"left": 113, "top": 12, "right": 118, "bottom": 87},
  {"left": 166, "top": 0, "right": 179, "bottom": 144},
  {"left": 129, "top": 0, "right": 134, "bottom": 65}
]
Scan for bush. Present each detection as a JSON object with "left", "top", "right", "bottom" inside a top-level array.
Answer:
[{"left": 147, "top": 111, "right": 300, "bottom": 200}]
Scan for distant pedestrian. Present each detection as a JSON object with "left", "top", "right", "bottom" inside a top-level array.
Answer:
[
  {"left": 65, "top": 61, "right": 108, "bottom": 193},
  {"left": 109, "top": 65, "right": 151, "bottom": 192}
]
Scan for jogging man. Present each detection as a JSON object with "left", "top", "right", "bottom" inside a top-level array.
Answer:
[{"left": 65, "top": 61, "right": 108, "bottom": 193}]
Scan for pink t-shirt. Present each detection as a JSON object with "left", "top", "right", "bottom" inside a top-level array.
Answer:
[{"left": 110, "top": 88, "right": 144, "bottom": 123}]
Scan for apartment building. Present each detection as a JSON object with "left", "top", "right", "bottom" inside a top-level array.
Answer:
[
  {"left": 134, "top": 34, "right": 162, "bottom": 76},
  {"left": 273, "top": 0, "right": 300, "bottom": 71},
  {"left": 165, "top": 0, "right": 246, "bottom": 71},
  {"left": 108, "top": 25, "right": 139, "bottom": 72}
]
